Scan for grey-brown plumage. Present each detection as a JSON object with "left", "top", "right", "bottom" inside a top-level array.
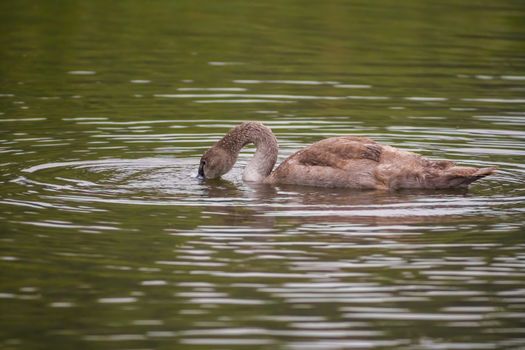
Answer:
[{"left": 198, "top": 122, "right": 495, "bottom": 190}]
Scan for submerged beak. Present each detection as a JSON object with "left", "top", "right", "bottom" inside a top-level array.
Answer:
[{"left": 197, "top": 163, "right": 205, "bottom": 179}]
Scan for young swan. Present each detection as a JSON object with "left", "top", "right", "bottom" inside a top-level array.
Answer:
[{"left": 198, "top": 122, "right": 495, "bottom": 190}]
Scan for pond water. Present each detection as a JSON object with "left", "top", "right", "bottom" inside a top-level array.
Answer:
[{"left": 1, "top": 1, "right": 525, "bottom": 349}]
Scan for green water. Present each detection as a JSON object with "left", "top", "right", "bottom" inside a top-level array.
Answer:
[{"left": 1, "top": 1, "right": 525, "bottom": 349}]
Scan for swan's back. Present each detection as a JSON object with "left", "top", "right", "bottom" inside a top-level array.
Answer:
[{"left": 266, "top": 136, "right": 495, "bottom": 190}]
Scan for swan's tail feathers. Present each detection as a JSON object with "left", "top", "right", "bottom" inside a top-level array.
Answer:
[
  {"left": 431, "top": 166, "right": 496, "bottom": 189},
  {"left": 472, "top": 167, "right": 497, "bottom": 178}
]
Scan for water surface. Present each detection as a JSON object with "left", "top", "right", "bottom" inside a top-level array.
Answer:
[{"left": 1, "top": 1, "right": 525, "bottom": 349}]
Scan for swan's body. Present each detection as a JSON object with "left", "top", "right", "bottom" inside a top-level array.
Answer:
[{"left": 198, "top": 122, "right": 495, "bottom": 190}]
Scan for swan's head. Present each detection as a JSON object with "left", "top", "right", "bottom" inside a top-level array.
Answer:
[{"left": 198, "top": 146, "right": 236, "bottom": 179}]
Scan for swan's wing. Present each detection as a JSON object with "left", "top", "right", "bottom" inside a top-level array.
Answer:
[
  {"left": 266, "top": 137, "right": 383, "bottom": 188},
  {"left": 297, "top": 138, "right": 382, "bottom": 169}
]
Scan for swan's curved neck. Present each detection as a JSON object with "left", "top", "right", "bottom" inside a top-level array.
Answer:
[{"left": 217, "top": 122, "right": 278, "bottom": 182}]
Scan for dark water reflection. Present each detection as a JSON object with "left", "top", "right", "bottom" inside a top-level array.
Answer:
[{"left": 1, "top": 0, "right": 525, "bottom": 349}]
